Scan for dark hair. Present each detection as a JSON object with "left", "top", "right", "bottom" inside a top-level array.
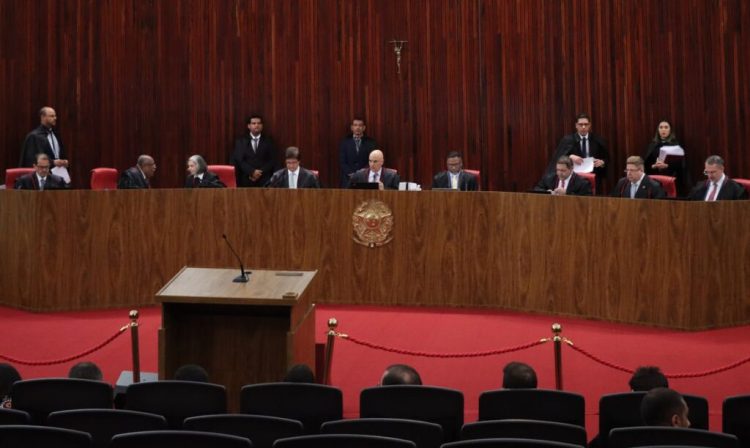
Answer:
[
  {"left": 446, "top": 151, "right": 463, "bottom": 160},
  {"left": 68, "top": 362, "right": 103, "bottom": 381},
  {"left": 174, "top": 364, "right": 209, "bottom": 382},
  {"left": 502, "top": 361, "right": 538, "bottom": 389},
  {"left": 641, "top": 387, "right": 687, "bottom": 426},
  {"left": 575, "top": 113, "right": 591, "bottom": 122},
  {"left": 352, "top": 117, "right": 366, "bottom": 125},
  {"left": 652, "top": 120, "right": 678, "bottom": 144},
  {"left": 381, "top": 364, "right": 422, "bottom": 385},
  {"left": 629, "top": 366, "right": 668, "bottom": 391},
  {"left": 283, "top": 364, "right": 316, "bottom": 383},
  {"left": 556, "top": 155, "right": 573, "bottom": 169},
  {"left": 246, "top": 114, "right": 264, "bottom": 125},
  {"left": 285, "top": 146, "right": 301, "bottom": 161},
  {"left": 705, "top": 155, "right": 725, "bottom": 167},
  {"left": 0, "top": 363, "right": 22, "bottom": 397}
]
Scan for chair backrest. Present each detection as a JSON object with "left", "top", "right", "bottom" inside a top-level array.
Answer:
[
  {"left": 723, "top": 395, "right": 750, "bottom": 448},
  {"left": 478, "top": 389, "right": 585, "bottom": 428},
  {"left": 10, "top": 378, "right": 113, "bottom": 424},
  {"left": 321, "top": 418, "right": 443, "bottom": 448},
  {"left": 359, "top": 385, "right": 464, "bottom": 442},
  {"left": 185, "top": 414, "right": 304, "bottom": 448},
  {"left": 461, "top": 419, "right": 587, "bottom": 447},
  {"left": 608, "top": 427, "right": 738, "bottom": 448},
  {"left": 48, "top": 409, "right": 167, "bottom": 448},
  {"left": 578, "top": 172, "right": 596, "bottom": 195},
  {"left": 240, "top": 383, "right": 342, "bottom": 434},
  {"left": 208, "top": 165, "right": 237, "bottom": 188},
  {"left": 650, "top": 174, "right": 677, "bottom": 197},
  {"left": 599, "top": 392, "right": 709, "bottom": 448},
  {"left": 124, "top": 380, "right": 227, "bottom": 429},
  {"left": 442, "top": 438, "right": 583, "bottom": 448},
  {"left": 90, "top": 168, "right": 119, "bottom": 190},
  {"left": 273, "top": 434, "right": 416, "bottom": 448},
  {"left": 733, "top": 178, "right": 750, "bottom": 195},
  {"left": 0, "top": 407, "right": 30, "bottom": 425},
  {"left": 309, "top": 169, "right": 320, "bottom": 178},
  {"left": 110, "top": 429, "right": 252, "bottom": 448},
  {"left": 5, "top": 168, "right": 34, "bottom": 189},
  {"left": 464, "top": 169, "right": 481, "bottom": 190},
  {"left": 0, "top": 424, "right": 92, "bottom": 448}
]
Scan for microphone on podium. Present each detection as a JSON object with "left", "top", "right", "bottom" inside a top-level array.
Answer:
[{"left": 222, "top": 234, "right": 249, "bottom": 283}]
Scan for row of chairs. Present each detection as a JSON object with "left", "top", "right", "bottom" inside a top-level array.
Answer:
[{"left": 3, "top": 379, "right": 750, "bottom": 446}]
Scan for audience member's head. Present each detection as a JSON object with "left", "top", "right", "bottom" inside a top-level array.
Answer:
[
  {"left": 380, "top": 364, "right": 422, "bottom": 386},
  {"left": 502, "top": 361, "right": 538, "bottom": 389},
  {"left": 629, "top": 366, "right": 668, "bottom": 391},
  {"left": 0, "top": 363, "right": 22, "bottom": 398},
  {"left": 641, "top": 387, "right": 690, "bottom": 428},
  {"left": 68, "top": 361, "right": 103, "bottom": 381},
  {"left": 174, "top": 364, "right": 209, "bottom": 383},
  {"left": 283, "top": 364, "right": 316, "bottom": 383}
]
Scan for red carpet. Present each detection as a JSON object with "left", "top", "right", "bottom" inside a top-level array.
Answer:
[{"left": 2, "top": 304, "right": 749, "bottom": 437}]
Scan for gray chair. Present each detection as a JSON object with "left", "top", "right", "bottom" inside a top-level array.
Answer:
[
  {"left": 47, "top": 408, "right": 166, "bottom": 448},
  {"left": 184, "top": 414, "right": 304, "bottom": 448},
  {"left": 461, "top": 419, "right": 586, "bottom": 447},
  {"left": 322, "top": 418, "right": 443, "bottom": 448}
]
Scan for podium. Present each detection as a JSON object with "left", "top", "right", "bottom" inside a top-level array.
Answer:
[{"left": 156, "top": 267, "right": 317, "bottom": 411}]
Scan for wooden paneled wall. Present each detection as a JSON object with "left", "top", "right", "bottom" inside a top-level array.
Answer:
[
  {"left": 1, "top": 189, "right": 748, "bottom": 330},
  {"left": 1, "top": 1, "right": 749, "bottom": 191}
]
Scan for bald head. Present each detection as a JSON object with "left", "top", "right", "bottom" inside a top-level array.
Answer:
[
  {"left": 39, "top": 107, "right": 57, "bottom": 128},
  {"left": 137, "top": 155, "right": 157, "bottom": 178},
  {"left": 369, "top": 149, "right": 384, "bottom": 173}
]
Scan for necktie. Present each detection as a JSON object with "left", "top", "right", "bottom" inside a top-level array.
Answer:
[
  {"left": 354, "top": 137, "right": 361, "bottom": 154},
  {"left": 558, "top": 178, "right": 565, "bottom": 190},
  {"left": 372, "top": 172, "right": 379, "bottom": 183},
  {"left": 290, "top": 172, "right": 297, "bottom": 189},
  {"left": 630, "top": 183, "right": 638, "bottom": 198},
  {"left": 252, "top": 137, "right": 259, "bottom": 152},
  {"left": 707, "top": 182, "right": 718, "bottom": 201},
  {"left": 40, "top": 177, "right": 46, "bottom": 191},
  {"left": 48, "top": 131, "right": 60, "bottom": 159},
  {"left": 582, "top": 137, "right": 589, "bottom": 158}
]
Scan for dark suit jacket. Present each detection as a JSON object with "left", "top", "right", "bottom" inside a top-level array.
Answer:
[
  {"left": 339, "top": 135, "right": 377, "bottom": 187},
  {"left": 117, "top": 166, "right": 151, "bottom": 189},
  {"left": 19, "top": 125, "right": 68, "bottom": 167},
  {"left": 266, "top": 167, "right": 321, "bottom": 189},
  {"left": 231, "top": 133, "right": 277, "bottom": 187},
  {"left": 688, "top": 178, "right": 748, "bottom": 201},
  {"left": 643, "top": 140, "right": 691, "bottom": 196},
  {"left": 548, "top": 132, "right": 609, "bottom": 178},
  {"left": 14, "top": 173, "right": 67, "bottom": 190},
  {"left": 349, "top": 168, "right": 400, "bottom": 190},
  {"left": 534, "top": 172, "right": 593, "bottom": 196},
  {"left": 431, "top": 170, "right": 478, "bottom": 191},
  {"left": 185, "top": 171, "right": 226, "bottom": 188},
  {"left": 611, "top": 175, "right": 666, "bottom": 199}
]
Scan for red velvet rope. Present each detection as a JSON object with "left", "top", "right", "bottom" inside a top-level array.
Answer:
[
  {"left": 338, "top": 334, "right": 549, "bottom": 358},
  {"left": 0, "top": 325, "right": 128, "bottom": 366}
]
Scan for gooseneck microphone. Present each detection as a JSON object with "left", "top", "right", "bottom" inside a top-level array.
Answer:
[{"left": 222, "top": 234, "right": 249, "bottom": 283}]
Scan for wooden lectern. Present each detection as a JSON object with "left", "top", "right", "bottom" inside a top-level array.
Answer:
[{"left": 156, "top": 267, "right": 317, "bottom": 411}]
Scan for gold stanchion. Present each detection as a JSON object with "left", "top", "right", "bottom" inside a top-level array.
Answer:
[
  {"left": 552, "top": 323, "right": 563, "bottom": 390},
  {"left": 129, "top": 310, "right": 141, "bottom": 383},
  {"left": 323, "top": 318, "right": 338, "bottom": 385}
]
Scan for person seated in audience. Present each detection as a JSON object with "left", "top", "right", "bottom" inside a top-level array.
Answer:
[
  {"left": 380, "top": 364, "right": 422, "bottom": 385},
  {"left": 118, "top": 154, "right": 157, "bottom": 189},
  {"left": 0, "top": 363, "right": 21, "bottom": 409},
  {"left": 282, "top": 364, "right": 316, "bottom": 383},
  {"left": 688, "top": 155, "right": 748, "bottom": 201},
  {"left": 533, "top": 155, "right": 592, "bottom": 196},
  {"left": 641, "top": 387, "right": 690, "bottom": 428},
  {"left": 629, "top": 366, "right": 668, "bottom": 391},
  {"left": 266, "top": 147, "right": 321, "bottom": 188},
  {"left": 184, "top": 154, "right": 225, "bottom": 188},
  {"left": 68, "top": 361, "right": 103, "bottom": 381},
  {"left": 14, "top": 153, "right": 68, "bottom": 190},
  {"left": 349, "top": 149, "right": 400, "bottom": 190},
  {"left": 611, "top": 156, "right": 666, "bottom": 199},
  {"left": 643, "top": 120, "right": 691, "bottom": 196},
  {"left": 174, "top": 364, "right": 210, "bottom": 382},
  {"left": 432, "top": 151, "right": 478, "bottom": 191},
  {"left": 502, "top": 361, "right": 537, "bottom": 389}
]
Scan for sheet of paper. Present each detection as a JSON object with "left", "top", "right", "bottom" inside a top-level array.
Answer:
[
  {"left": 398, "top": 182, "right": 421, "bottom": 191},
  {"left": 52, "top": 166, "right": 71, "bottom": 184},
  {"left": 658, "top": 145, "right": 685, "bottom": 161},
  {"left": 573, "top": 157, "right": 595, "bottom": 173}
]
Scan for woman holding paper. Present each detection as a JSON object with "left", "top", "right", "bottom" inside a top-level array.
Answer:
[{"left": 643, "top": 120, "right": 691, "bottom": 195}]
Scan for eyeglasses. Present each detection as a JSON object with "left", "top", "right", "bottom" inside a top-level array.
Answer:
[{"left": 703, "top": 170, "right": 720, "bottom": 176}]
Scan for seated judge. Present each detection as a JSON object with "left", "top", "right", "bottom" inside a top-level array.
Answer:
[
  {"left": 118, "top": 155, "right": 156, "bottom": 189},
  {"left": 533, "top": 155, "right": 592, "bottom": 196},
  {"left": 266, "top": 147, "right": 321, "bottom": 188},
  {"left": 688, "top": 155, "right": 747, "bottom": 201},
  {"left": 185, "top": 155, "right": 225, "bottom": 188},
  {"left": 348, "top": 149, "right": 400, "bottom": 190},
  {"left": 643, "top": 120, "right": 691, "bottom": 196},
  {"left": 431, "top": 151, "right": 478, "bottom": 191},
  {"left": 14, "top": 153, "right": 68, "bottom": 190},
  {"left": 611, "top": 156, "right": 666, "bottom": 199}
]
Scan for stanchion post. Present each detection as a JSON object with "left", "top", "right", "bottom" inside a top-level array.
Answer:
[
  {"left": 552, "top": 323, "right": 563, "bottom": 390},
  {"left": 323, "top": 318, "right": 338, "bottom": 385},
  {"left": 129, "top": 310, "right": 141, "bottom": 383}
]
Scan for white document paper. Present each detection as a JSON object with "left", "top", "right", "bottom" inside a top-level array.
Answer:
[
  {"left": 52, "top": 166, "right": 71, "bottom": 184},
  {"left": 573, "top": 157, "right": 595, "bottom": 173},
  {"left": 658, "top": 145, "right": 685, "bottom": 161},
  {"left": 398, "top": 182, "right": 421, "bottom": 191}
]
